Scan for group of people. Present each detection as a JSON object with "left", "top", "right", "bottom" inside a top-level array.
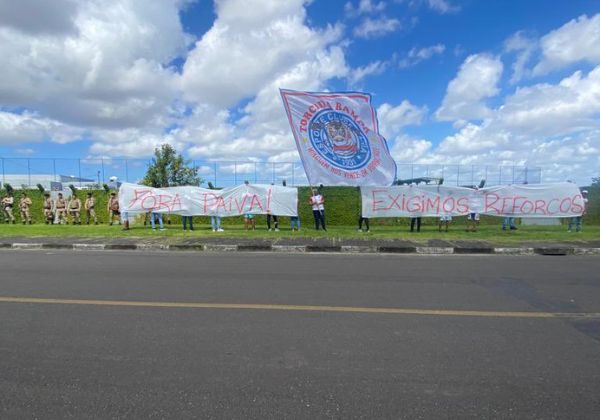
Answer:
[
  {"left": 1, "top": 188, "right": 589, "bottom": 232},
  {"left": 0, "top": 190, "right": 121, "bottom": 225}
]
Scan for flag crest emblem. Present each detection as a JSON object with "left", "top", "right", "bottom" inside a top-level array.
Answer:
[{"left": 309, "top": 110, "right": 371, "bottom": 170}]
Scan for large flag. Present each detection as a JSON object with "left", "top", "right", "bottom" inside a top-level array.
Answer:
[{"left": 280, "top": 89, "right": 397, "bottom": 186}]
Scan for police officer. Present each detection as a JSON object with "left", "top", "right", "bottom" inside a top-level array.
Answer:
[
  {"left": 43, "top": 192, "right": 54, "bottom": 224},
  {"left": 68, "top": 193, "right": 82, "bottom": 225},
  {"left": 85, "top": 192, "right": 98, "bottom": 224},
  {"left": 2, "top": 192, "right": 15, "bottom": 224},
  {"left": 55, "top": 192, "right": 67, "bottom": 224},
  {"left": 107, "top": 192, "right": 120, "bottom": 225},
  {"left": 19, "top": 191, "right": 32, "bottom": 224}
]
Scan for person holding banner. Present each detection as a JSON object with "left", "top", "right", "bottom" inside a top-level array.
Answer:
[
  {"left": 150, "top": 211, "right": 165, "bottom": 231},
  {"left": 439, "top": 215, "right": 452, "bottom": 232},
  {"left": 502, "top": 217, "right": 517, "bottom": 231},
  {"left": 568, "top": 190, "right": 588, "bottom": 232},
  {"left": 309, "top": 188, "right": 326, "bottom": 231},
  {"left": 182, "top": 215, "right": 194, "bottom": 231},
  {"left": 358, "top": 216, "right": 370, "bottom": 232},
  {"left": 466, "top": 188, "right": 480, "bottom": 232},
  {"left": 211, "top": 215, "right": 223, "bottom": 232},
  {"left": 290, "top": 216, "right": 300, "bottom": 231}
]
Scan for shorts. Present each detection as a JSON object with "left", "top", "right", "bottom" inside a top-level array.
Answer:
[
  {"left": 468, "top": 213, "right": 480, "bottom": 221},
  {"left": 244, "top": 214, "right": 254, "bottom": 219},
  {"left": 440, "top": 215, "right": 452, "bottom": 221}
]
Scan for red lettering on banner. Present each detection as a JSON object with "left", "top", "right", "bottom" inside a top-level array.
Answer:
[
  {"left": 128, "top": 189, "right": 153, "bottom": 209},
  {"left": 456, "top": 197, "right": 469, "bottom": 213},
  {"left": 442, "top": 197, "right": 456, "bottom": 213},
  {"left": 387, "top": 194, "right": 403, "bottom": 211},
  {"left": 371, "top": 190, "right": 388, "bottom": 211},
  {"left": 559, "top": 198, "right": 571, "bottom": 213},
  {"left": 520, "top": 199, "right": 534, "bottom": 214},
  {"left": 215, "top": 196, "right": 228, "bottom": 212},
  {"left": 571, "top": 194, "right": 584, "bottom": 213},
  {"left": 511, "top": 196, "right": 526, "bottom": 213},
  {"left": 547, "top": 199, "right": 559, "bottom": 215},
  {"left": 141, "top": 195, "right": 157, "bottom": 210},
  {"left": 407, "top": 196, "right": 422, "bottom": 213},
  {"left": 425, "top": 196, "right": 440, "bottom": 213},
  {"left": 203, "top": 193, "right": 218, "bottom": 213},
  {"left": 534, "top": 200, "right": 547, "bottom": 215},
  {"left": 484, "top": 192, "right": 500, "bottom": 214},
  {"left": 248, "top": 195, "right": 264, "bottom": 212},
  {"left": 234, "top": 196, "right": 249, "bottom": 213}
]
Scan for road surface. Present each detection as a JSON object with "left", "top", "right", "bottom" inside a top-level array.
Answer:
[{"left": 0, "top": 250, "right": 599, "bottom": 419}]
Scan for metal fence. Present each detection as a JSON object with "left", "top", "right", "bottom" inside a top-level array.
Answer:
[{"left": 0, "top": 157, "right": 543, "bottom": 188}]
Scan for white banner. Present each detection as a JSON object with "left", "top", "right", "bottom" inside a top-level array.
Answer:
[
  {"left": 361, "top": 183, "right": 585, "bottom": 218},
  {"left": 118, "top": 183, "right": 298, "bottom": 217},
  {"left": 280, "top": 89, "right": 396, "bottom": 186}
]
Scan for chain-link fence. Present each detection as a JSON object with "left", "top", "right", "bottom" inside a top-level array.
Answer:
[{"left": 0, "top": 157, "right": 543, "bottom": 189}]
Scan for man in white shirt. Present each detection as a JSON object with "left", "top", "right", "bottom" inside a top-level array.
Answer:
[{"left": 309, "top": 188, "right": 326, "bottom": 231}]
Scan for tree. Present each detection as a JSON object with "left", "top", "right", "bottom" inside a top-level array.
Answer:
[{"left": 142, "top": 144, "right": 202, "bottom": 187}]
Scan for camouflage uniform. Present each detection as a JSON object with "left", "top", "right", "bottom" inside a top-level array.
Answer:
[
  {"left": 2, "top": 195, "right": 15, "bottom": 223},
  {"left": 19, "top": 194, "right": 32, "bottom": 224},
  {"left": 85, "top": 194, "right": 98, "bottom": 224},
  {"left": 69, "top": 196, "right": 82, "bottom": 224},
  {"left": 43, "top": 194, "right": 54, "bottom": 224}
]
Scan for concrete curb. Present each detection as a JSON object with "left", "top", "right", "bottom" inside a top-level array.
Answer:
[
  {"left": 11, "top": 243, "right": 43, "bottom": 250},
  {"left": 493, "top": 247, "right": 535, "bottom": 255},
  {"left": 0, "top": 241, "right": 597, "bottom": 256}
]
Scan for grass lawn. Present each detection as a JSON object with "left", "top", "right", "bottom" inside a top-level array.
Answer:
[{"left": 0, "top": 222, "right": 597, "bottom": 245}]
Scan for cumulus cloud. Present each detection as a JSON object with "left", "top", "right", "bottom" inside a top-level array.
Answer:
[
  {"left": 180, "top": 0, "right": 343, "bottom": 108},
  {"left": 0, "top": 0, "right": 188, "bottom": 130},
  {"left": 377, "top": 101, "right": 428, "bottom": 139},
  {"left": 435, "top": 54, "right": 503, "bottom": 121},
  {"left": 0, "top": 111, "right": 84, "bottom": 145},
  {"left": 534, "top": 14, "right": 600, "bottom": 75},
  {"left": 0, "top": 0, "right": 79, "bottom": 35},
  {"left": 428, "top": 65, "right": 600, "bottom": 182}
]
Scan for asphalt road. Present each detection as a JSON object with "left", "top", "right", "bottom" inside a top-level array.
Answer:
[{"left": 0, "top": 250, "right": 599, "bottom": 419}]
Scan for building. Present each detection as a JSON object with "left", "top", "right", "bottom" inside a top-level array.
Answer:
[{"left": 0, "top": 174, "right": 98, "bottom": 190}]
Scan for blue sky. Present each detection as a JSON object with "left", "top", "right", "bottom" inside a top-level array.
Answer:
[{"left": 0, "top": 0, "right": 599, "bottom": 183}]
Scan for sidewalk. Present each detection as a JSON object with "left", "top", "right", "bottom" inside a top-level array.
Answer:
[{"left": 1, "top": 236, "right": 599, "bottom": 255}]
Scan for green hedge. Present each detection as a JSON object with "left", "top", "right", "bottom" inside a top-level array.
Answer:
[{"left": 3, "top": 186, "right": 598, "bottom": 226}]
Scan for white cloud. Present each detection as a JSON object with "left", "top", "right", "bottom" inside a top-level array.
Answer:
[
  {"left": 0, "top": 0, "right": 188, "bottom": 130},
  {"left": 534, "top": 14, "right": 600, "bottom": 75},
  {"left": 345, "top": 0, "right": 386, "bottom": 16},
  {"left": 353, "top": 17, "right": 401, "bottom": 39},
  {"left": 390, "top": 134, "right": 432, "bottom": 162},
  {"left": 427, "top": 65, "right": 600, "bottom": 183},
  {"left": 0, "top": 0, "right": 79, "bottom": 35},
  {"left": 399, "top": 43, "right": 445, "bottom": 68},
  {"left": 0, "top": 111, "right": 84, "bottom": 145},
  {"left": 497, "top": 66, "right": 600, "bottom": 136},
  {"left": 377, "top": 101, "right": 428, "bottom": 138},
  {"left": 435, "top": 54, "right": 503, "bottom": 121},
  {"left": 397, "top": 0, "right": 459, "bottom": 14},
  {"left": 425, "top": 0, "right": 459, "bottom": 14},
  {"left": 504, "top": 31, "right": 536, "bottom": 84},
  {"left": 348, "top": 60, "right": 388, "bottom": 86},
  {"left": 180, "top": 0, "right": 343, "bottom": 108}
]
